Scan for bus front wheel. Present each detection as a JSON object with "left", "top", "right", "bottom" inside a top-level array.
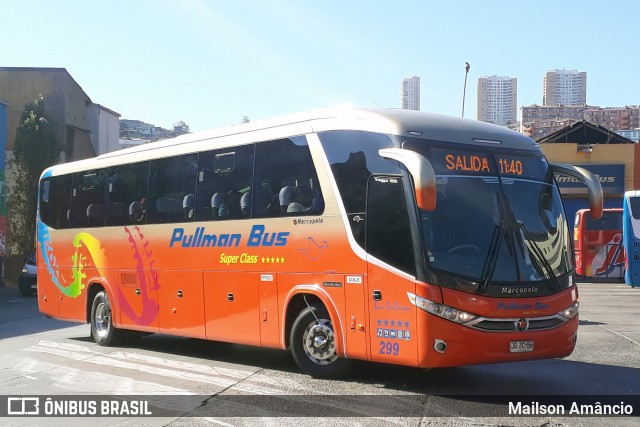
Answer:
[
  {"left": 90, "top": 291, "right": 123, "bottom": 346},
  {"left": 290, "top": 305, "right": 350, "bottom": 378}
]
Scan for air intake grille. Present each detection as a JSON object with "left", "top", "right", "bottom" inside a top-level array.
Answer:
[{"left": 466, "top": 314, "right": 567, "bottom": 332}]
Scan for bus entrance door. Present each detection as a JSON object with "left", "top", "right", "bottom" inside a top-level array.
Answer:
[{"left": 366, "top": 175, "right": 418, "bottom": 366}]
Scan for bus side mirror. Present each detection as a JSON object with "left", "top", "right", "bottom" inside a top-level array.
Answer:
[
  {"left": 550, "top": 163, "right": 603, "bottom": 219},
  {"left": 379, "top": 148, "right": 436, "bottom": 211}
]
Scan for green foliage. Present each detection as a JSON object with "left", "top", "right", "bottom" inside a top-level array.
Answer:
[{"left": 9, "top": 96, "right": 58, "bottom": 256}]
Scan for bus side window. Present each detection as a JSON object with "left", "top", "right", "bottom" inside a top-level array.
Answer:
[
  {"left": 70, "top": 170, "right": 107, "bottom": 228},
  {"left": 106, "top": 162, "right": 149, "bottom": 226},
  {"left": 148, "top": 154, "right": 198, "bottom": 224},
  {"left": 40, "top": 175, "right": 72, "bottom": 229},
  {"left": 253, "top": 136, "right": 323, "bottom": 218},
  {"left": 195, "top": 145, "right": 254, "bottom": 221}
]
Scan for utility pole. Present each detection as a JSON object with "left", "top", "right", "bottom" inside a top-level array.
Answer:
[{"left": 462, "top": 62, "right": 470, "bottom": 117}]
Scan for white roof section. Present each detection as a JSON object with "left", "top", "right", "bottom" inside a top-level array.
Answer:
[{"left": 43, "top": 107, "right": 539, "bottom": 177}]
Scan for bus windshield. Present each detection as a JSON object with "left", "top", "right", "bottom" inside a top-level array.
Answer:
[{"left": 405, "top": 142, "right": 572, "bottom": 291}]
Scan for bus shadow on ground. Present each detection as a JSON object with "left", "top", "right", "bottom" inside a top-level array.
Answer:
[
  {"left": 0, "top": 288, "right": 79, "bottom": 340},
  {"left": 0, "top": 318, "right": 79, "bottom": 340},
  {"left": 350, "top": 358, "right": 640, "bottom": 396},
  {"left": 81, "top": 332, "right": 640, "bottom": 397},
  {"left": 72, "top": 333, "right": 300, "bottom": 373}
]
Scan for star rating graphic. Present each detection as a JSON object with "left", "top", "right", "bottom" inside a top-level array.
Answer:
[
  {"left": 376, "top": 318, "right": 410, "bottom": 328},
  {"left": 261, "top": 256, "right": 285, "bottom": 264}
]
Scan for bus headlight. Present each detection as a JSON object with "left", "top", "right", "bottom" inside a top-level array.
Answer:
[
  {"left": 560, "top": 301, "right": 579, "bottom": 319},
  {"left": 407, "top": 292, "right": 477, "bottom": 324}
]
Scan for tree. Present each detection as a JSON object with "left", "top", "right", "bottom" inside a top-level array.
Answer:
[
  {"left": 241, "top": 116, "right": 250, "bottom": 124},
  {"left": 8, "top": 96, "right": 58, "bottom": 257}
]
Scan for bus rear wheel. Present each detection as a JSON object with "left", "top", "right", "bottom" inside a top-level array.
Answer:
[
  {"left": 290, "top": 305, "right": 350, "bottom": 378},
  {"left": 90, "top": 291, "right": 123, "bottom": 346}
]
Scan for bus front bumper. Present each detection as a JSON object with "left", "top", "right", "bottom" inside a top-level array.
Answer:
[{"left": 417, "top": 314, "right": 578, "bottom": 369}]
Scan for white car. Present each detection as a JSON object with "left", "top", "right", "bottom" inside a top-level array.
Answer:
[{"left": 18, "top": 249, "right": 36, "bottom": 297}]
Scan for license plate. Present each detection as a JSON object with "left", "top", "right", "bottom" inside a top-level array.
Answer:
[{"left": 510, "top": 340, "right": 534, "bottom": 353}]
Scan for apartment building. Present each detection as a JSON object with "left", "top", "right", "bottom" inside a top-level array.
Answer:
[
  {"left": 543, "top": 69, "right": 587, "bottom": 107},
  {"left": 521, "top": 105, "right": 587, "bottom": 140},
  {"left": 583, "top": 106, "right": 640, "bottom": 131},
  {"left": 477, "top": 75, "right": 517, "bottom": 127},
  {"left": 401, "top": 76, "right": 420, "bottom": 111}
]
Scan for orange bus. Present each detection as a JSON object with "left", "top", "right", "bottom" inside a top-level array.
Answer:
[
  {"left": 37, "top": 108, "right": 603, "bottom": 377},
  {"left": 574, "top": 208, "right": 625, "bottom": 280}
]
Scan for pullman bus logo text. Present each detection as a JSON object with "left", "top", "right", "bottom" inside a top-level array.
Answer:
[{"left": 169, "top": 224, "right": 289, "bottom": 248}]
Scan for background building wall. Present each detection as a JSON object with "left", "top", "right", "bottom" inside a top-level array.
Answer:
[
  {"left": 88, "top": 104, "right": 121, "bottom": 155},
  {"left": 0, "top": 68, "right": 95, "bottom": 161},
  {"left": 0, "top": 100, "right": 7, "bottom": 258},
  {"left": 0, "top": 68, "right": 119, "bottom": 284},
  {"left": 541, "top": 143, "right": 639, "bottom": 221},
  {"left": 541, "top": 144, "right": 637, "bottom": 192}
]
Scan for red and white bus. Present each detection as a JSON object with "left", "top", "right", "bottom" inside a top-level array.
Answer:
[
  {"left": 37, "top": 108, "right": 603, "bottom": 377},
  {"left": 574, "top": 208, "right": 625, "bottom": 280}
]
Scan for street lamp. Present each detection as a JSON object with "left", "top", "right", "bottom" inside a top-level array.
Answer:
[{"left": 462, "top": 62, "right": 470, "bottom": 117}]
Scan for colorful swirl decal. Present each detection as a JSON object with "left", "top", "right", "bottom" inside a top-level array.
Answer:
[
  {"left": 38, "top": 222, "right": 160, "bottom": 328},
  {"left": 38, "top": 223, "right": 106, "bottom": 298},
  {"left": 39, "top": 221, "right": 68, "bottom": 294}
]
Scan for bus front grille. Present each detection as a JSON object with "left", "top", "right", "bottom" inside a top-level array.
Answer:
[{"left": 466, "top": 314, "right": 567, "bottom": 332}]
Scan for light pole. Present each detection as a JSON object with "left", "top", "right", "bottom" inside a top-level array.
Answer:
[{"left": 462, "top": 62, "right": 470, "bottom": 117}]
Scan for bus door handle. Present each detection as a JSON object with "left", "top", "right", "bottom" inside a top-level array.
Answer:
[
  {"left": 372, "top": 290, "right": 382, "bottom": 301},
  {"left": 135, "top": 288, "right": 140, "bottom": 296},
  {"left": 177, "top": 290, "right": 183, "bottom": 298},
  {"left": 228, "top": 293, "right": 234, "bottom": 302}
]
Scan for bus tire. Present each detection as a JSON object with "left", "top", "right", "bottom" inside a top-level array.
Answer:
[
  {"left": 90, "top": 291, "right": 123, "bottom": 346},
  {"left": 290, "top": 305, "right": 350, "bottom": 378}
]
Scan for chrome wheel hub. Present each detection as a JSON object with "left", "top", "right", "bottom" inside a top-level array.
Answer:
[
  {"left": 303, "top": 319, "right": 337, "bottom": 365},
  {"left": 94, "top": 302, "right": 110, "bottom": 338}
]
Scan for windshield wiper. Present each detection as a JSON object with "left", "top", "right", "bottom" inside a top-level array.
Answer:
[
  {"left": 478, "top": 193, "right": 518, "bottom": 293},
  {"left": 478, "top": 223, "right": 505, "bottom": 293}
]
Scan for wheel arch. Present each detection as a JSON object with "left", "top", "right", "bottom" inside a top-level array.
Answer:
[
  {"left": 84, "top": 277, "right": 113, "bottom": 324},
  {"left": 282, "top": 286, "right": 346, "bottom": 356}
]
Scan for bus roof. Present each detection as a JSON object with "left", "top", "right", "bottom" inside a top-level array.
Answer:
[{"left": 42, "top": 107, "right": 540, "bottom": 177}]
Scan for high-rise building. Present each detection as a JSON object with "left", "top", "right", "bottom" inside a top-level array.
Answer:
[
  {"left": 476, "top": 75, "right": 517, "bottom": 127},
  {"left": 543, "top": 69, "right": 587, "bottom": 106},
  {"left": 401, "top": 76, "right": 420, "bottom": 111}
]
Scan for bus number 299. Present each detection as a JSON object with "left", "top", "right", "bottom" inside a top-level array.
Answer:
[{"left": 379, "top": 341, "right": 400, "bottom": 356}]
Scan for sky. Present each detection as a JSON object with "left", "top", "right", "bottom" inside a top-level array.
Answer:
[{"left": 2, "top": 0, "right": 640, "bottom": 132}]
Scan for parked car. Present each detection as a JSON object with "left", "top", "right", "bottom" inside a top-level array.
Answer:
[{"left": 18, "top": 249, "right": 37, "bottom": 297}]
